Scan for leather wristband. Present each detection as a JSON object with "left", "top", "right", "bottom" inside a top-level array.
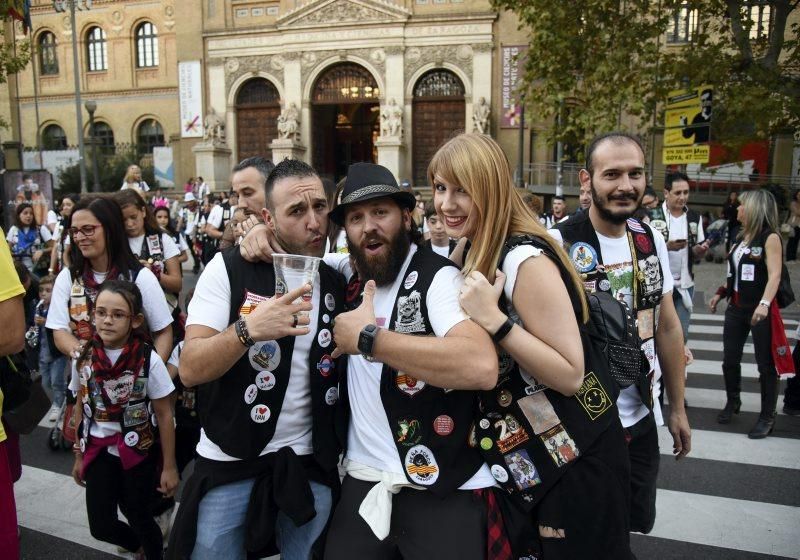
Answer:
[
  {"left": 234, "top": 317, "right": 255, "bottom": 347},
  {"left": 491, "top": 317, "right": 514, "bottom": 344}
]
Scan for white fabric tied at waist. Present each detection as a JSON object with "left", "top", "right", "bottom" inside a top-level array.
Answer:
[
  {"left": 344, "top": 459, "right": 424, "bottom": 540},
  {"left": 676, "top": 286, "right": 693, "bottom": 312}
]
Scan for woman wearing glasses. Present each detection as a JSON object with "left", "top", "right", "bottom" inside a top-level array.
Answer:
[{"left": 45, "top": 195, "right": 174, "bottom": 364}]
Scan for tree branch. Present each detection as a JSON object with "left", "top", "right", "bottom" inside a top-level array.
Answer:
[
  {"left": 762, "top": 0, "right": 791, "bottom": 69},
  {"left": 726, "top": 0, "right": 754, "bottom": 65}
]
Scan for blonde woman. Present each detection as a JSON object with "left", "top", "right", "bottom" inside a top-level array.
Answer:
[
  {"left": 710, "top": 189, "right": 785, "bottom": 438},
  {"left": 120, "top": 164, "right": 150, "bottom": 193},
  {"left": 429, "top": 133, "right": 630, "bottom": 559}
]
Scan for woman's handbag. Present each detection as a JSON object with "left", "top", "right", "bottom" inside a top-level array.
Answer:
[{"left": 1, "top": 354, "right": 52, "bottom": 435}]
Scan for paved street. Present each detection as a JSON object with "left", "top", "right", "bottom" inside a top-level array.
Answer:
[{"left": 12, "top": 259, "right": 800, "bottom": 559}]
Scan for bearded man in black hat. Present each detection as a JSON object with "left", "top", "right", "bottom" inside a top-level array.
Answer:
[{"left": 237, "top": 162, "right": 499, "bottom": 560}]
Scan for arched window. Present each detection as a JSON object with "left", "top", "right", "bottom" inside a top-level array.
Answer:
[
  {"left": 38, "top": 32, "right": 58, "bottom": 75},
  {"left": 42, "top": 124, "right": 67, "bottom": 150},
  {"left": 235, "top": 78, "right": 281, "bottom": 161},
  {"left": 91, "top": 122, "right": 115, "bottom": 155},
  {"left": 86, "top": 27, "right": 108, "bottom": 72},
  {"left": 412, "top": 69, "right": 465, "bottom": 185},
  {"left": 135, "top": 22, "right": 159, "bottom": 68},
  {"left": 136, "top": 119, "right": 164, "bottom": 155}
]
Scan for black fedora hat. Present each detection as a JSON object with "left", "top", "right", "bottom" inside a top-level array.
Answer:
[{"left": 329, "top": 163, "right": 416, "bottom": 225}]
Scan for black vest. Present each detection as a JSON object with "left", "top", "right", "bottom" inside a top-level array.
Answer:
[
  {"left": 345, "top": 246, "right": 485, "bottom": 496},
  {"left": 650, "top": 205, "right": 701, "bottom": 278},
  {"left": 78, "top": 345, "right": 158, "bottom": 457},
  {"left": 727, "top": 228, "right": 771, "bottom": 308},
  {"left": 195, "top": 247, "right": 345, "bottom": 468},
  {"left": 556, "top": 212, "right": 662, "bottom": 409},
  {"left": 473, "top": 236, "right": 619, "bottom": 509}
]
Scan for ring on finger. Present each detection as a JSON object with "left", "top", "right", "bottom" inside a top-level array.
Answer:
[{"left": 292, "top": 314, "right": 298, "bottom": 328}]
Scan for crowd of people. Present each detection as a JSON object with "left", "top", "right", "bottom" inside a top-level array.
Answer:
[{"left": 0, "top": 131, "right": 797, "bottom": 560}]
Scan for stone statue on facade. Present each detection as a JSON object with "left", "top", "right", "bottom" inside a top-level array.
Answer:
[
  {"left": 203, "top": 107, "right": 226, "bottom": 145},
  {"left": 473, "top": 97, "right": 491, "bottom": 135},
  {"left": 277, "top": 102, "right": 301, "bottom": 141},
  {"left": 380, "top": 99, "right": 403, "bottom": 138}
]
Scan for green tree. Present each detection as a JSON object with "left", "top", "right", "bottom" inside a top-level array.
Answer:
[
  {"left": 0, "top": 12, "right": 31, "bottom": 130},
  {"left": 495, "top": 0, "right": 799, "bottom": 158},
  {"left": 58, "top": 147, "right": 157, "bottom": 193}
]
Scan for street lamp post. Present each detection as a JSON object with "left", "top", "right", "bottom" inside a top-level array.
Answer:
[
  {"left": 85, "top": 100, "right": 100, "bottom": 192},
  {"left": 53, "top": 0, "right": 93, "bottom": 193}
]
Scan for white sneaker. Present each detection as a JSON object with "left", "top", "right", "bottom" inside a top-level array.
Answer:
[
  {"left": 48, "top": 405, "right": 59, "bottom": 422},
  {"left": 156, "top": 504, "right": 175, "bottom": 540}
]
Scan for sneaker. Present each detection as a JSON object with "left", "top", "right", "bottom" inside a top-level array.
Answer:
[
  {"left": 156, "top": 504, "right": 175, "bottom": 540},
  {"left": 48, "top": 405, "right": 60, "bottom": 422}
]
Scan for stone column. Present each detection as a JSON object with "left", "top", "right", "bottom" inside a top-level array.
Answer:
[
  {"left": 375, "top": 137, "right": 405, "bottom": 179},
  {"left": 280, "top": 53, "right": 309, "bottom": 163},
  {"left": 192, "top": 142, "right": 232, "bottom": 193},
  {"left": 270, "top": 139, "right": 307, "bottom": 165},
  {"left": 471, "top": 43, "right": 493, "bottom": 134},
  {"left": 378, "top": 46, "right": 406, "bottom": 180}
]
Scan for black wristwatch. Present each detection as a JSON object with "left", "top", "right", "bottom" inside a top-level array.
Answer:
[{"left": 358, "top": 324, "right": 380, "bottom": 360}]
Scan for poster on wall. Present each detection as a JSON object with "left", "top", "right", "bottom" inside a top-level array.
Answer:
[
  {"left": 153, "top": 146, "right": 175, "bottom": 188},
  {"left": 662, "top": 85, "right": 712, "bottom": 164},
  {"left": 179, "top": 60, "right": 203, "bottom": 138},
  {"left": 24, "top": 149, "right": 80, "bottom": 190},
  {"left": 3, "top": 170, "right": 55, "bottom": 232},
  {"left": 501, "top": 45, "right": 528, "bottom": 129}
]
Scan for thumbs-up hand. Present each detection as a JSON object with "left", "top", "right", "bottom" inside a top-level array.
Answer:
[
  {"left": 459, "top": 270, "right": 508, "bottom": 333},
  {"left": 332, "top": 280, "right": 377, "bottom": 358}
]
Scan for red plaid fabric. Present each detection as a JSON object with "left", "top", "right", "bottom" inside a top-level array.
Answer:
[{"left": 477, "top": 488, "right": 513, "bottom": 560}]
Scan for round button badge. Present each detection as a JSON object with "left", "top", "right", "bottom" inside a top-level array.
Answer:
[
  {"left": 244, "top": 383, "right": 259, "bottom": 404},
  {"left": 255, "top": 371, "right": 276, "bottom": 391},
  {"left": 250, "top": 404, "right": 271, "bottom": 423},
  {"left": 325, "top": 387, "right": 338, "bottom": 405},
  {"left": 491, "top": 465, "right": 509, "bottom": 483}
]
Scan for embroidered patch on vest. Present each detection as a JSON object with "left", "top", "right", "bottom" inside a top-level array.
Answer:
[
  {"left": 574, "top": 372, "right": 613, "bottom": 420},
  {"left": 239, "top": 290, "right": 269, "bottom": 316},
  {"left": 518, "top": 392, "right": 560, "bottom": 434},
  {"left": 637, "top": 308, "right": 655, "bottom": 340},
  {"left": 395, "top": 290, "right": 424, "bottom": 333},
  {"left": 495, "top": 414, "right": 531, "bottom": 454},
  {"left": 637, "top": 255, "right": 663, "bottom": 296},
  {"left": 539, "top": 424, "right": 580, "bottom": 467},
  {"left": 396, "top": 371, "right": 426, "bottom": 396},
  {"left": 504, "top": 450, "right": 541, "bottom": 490},
  {"left": 633, "top": 232, "right": 652, "bottom": 254},
  {"left": 396, "top": 418, "right": 422, "bottom": 446},
  {"left": 405, "top": 445, "right": 439, "bottom": 485},
  {"left": 627, "top": 218, "right": 646, "bottom": 233}
]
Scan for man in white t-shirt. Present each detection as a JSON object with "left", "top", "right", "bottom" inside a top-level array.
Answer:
[
  {"left": 551, "top": 132, "right": 690, "bottom": 536},
  {"left": 170, "top": 159, "right": 339, "bottom": 560},
  {"left": 323, "top": 163, "right": 497, "bottom": 560},
  {"left": 662, "top": 172, "right": 709, "bottom": 343}
]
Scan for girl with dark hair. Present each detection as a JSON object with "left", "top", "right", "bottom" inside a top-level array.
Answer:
[
  {"left": 69, "top": 279, "right": 177, "bottom": 559},
  {"left": 154, "top": 206, "right": 189, "bottom": 265},
  {"left": 49, "top": 194, "right": 79, "bottom": 274},
  {"left": 6, "top": 202, "right": 53, "bottom": 273},
  {"left": 116, "top": 190, "right": 183, "bottom": 301},
  {"left": 45, "top": 195, "right": 174, "bottom": 365}
]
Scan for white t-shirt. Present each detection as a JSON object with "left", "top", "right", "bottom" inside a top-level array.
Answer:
[
  {"left": 6, "top": 225, "right": 52, "bottom": 246},
  {"left": 180, "top": 209, "right": 198, "bottom": 237},
  {"left": 46, "top": 267, "right": 174, "bottom": 335},
  {"left": 549, "top": 227, "right": 673, "bottom": 427},
  {"left": 47, "top": 210, "right": 59, "bottom": 227},
  {"left": 207, "top": 205, "right": 224, "bottom": 230},
  {"left": 326, "top": 245, "right": 495, "bottom": 489},
  {"left": 730, "top": 242, "right": 749, "bottom": 292},
  {"left": 186, "top": 252, "right": 318, "bottom": 461},
  {"left": 430, "top": 243, "right": 450, "bottom": 258},
  {"left": 68, "top": 348, "right": 174, "bottom": 455},
  {"left": 168, "top": 341, "right": 183, "bottom": 370},
  {"left": 128, "top": 233, "right": 180, "bottom": 261},
  {"left": 121, "top": 181, "right": 150, "bottom": 192},
  {"left": 665, "top": 205, "right": 705, "bottom": 288},
  {"left": 175, "top": 233, "right": 189, "bottom": 253}
]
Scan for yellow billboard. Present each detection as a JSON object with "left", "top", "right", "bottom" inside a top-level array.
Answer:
[{"left": 663, "top": 146, "right": 711, "bottom": 165}]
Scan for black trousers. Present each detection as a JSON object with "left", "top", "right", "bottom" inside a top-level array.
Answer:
[
  {"left": 784, "top": 341, "right": 800, "bottom": 409},
  {"left": 84, "top": 450, "right": 162, "bottom": 559},
  {"left": 722, "top": 303, "right": 778, "bottom": 417},
  {"left": 324, "top": 476, "right": 487, "bottom": 560},
  {"left": 786, "top": 227, "right": 800, "bottom": 261},
  {"left": 624, "top": 413, "right": 659, "bottom": 534}
]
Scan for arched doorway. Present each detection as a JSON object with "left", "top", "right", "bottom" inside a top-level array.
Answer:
[
  {"left": 235, "top": 78, "right": 281, "bottom": 161},
  {"left": 412, "top": 69, "right": 465, "bottom": 186},
  {"left": 312, "top": 63, "right": 380, "bottom": 181}
]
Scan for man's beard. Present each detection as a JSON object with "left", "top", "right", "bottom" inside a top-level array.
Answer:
[
  {"left": 591, "top": 181, "right": 642, "bottom": 225},
  {"left": 348, "top": 229, "right": 410, "bottom": 287}
]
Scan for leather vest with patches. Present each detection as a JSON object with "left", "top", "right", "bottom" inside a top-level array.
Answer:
[
  {"left": 727, "top": 228, "right": 770, "bottom": 308},
  {"left": 364, "top": 247, "right": 484, "bottom": 496},
  {"left": 68, "top": 269, "right": 139, "bottom": 341},
  {"left": 649, "top": 205, "right": 701, "bottom": 278},
  {"left": 134, "top": 232, "right": 179, "bottom": 309},
  {"left": 78, "top": 345, "right": 157, "bottom": 456},
  {"left": 473, "top": 236, "right": 619, "bottom": 509},
  {"left": 195, "top": 247, "right": 345, "bottom": 466},
  {"left": 556, "top": 213, "right": 661, "bottom": 409}
]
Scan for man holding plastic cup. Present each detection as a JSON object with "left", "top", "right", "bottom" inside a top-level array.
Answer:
[{"left": 170, "top": 159, "right": 346, "bottom": 560}]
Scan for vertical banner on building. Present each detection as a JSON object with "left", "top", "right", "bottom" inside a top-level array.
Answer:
[
  {"left": 179, "top": 61, "right": 203, "bottom": 138},
  {"left": 3, "top": 170, "right": 54, "bottom": 231},
  {"left": 501, "top": 45, "right": 528, "bottom": 128},
  {"left": 662, "top": 85, "right": 712, "bottom": 164},
  {"left": 153, "top": 147, "right": 175, "bottom": 188}
]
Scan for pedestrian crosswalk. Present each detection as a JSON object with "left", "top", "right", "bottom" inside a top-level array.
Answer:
[{"left": 12, "top": 312, "right": 800, "bottom": 559}]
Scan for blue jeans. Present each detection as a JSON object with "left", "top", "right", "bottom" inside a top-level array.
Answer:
[
  {"left": 672, "top": 286, "right": 694, "bottom": 343},
  {"left": 39, "top": 356, "right": 67, "bottom": 408},
  {"left": 192, "top": 476, "right": 332, "bottom": 560}
]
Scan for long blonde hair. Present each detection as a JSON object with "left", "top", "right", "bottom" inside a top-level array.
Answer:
[
  {"left": 428, "top": 133, "right": 588, "bottom": 321},
  {"left": 738, "top": 189, "right": 779, "bottom": 243}
]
